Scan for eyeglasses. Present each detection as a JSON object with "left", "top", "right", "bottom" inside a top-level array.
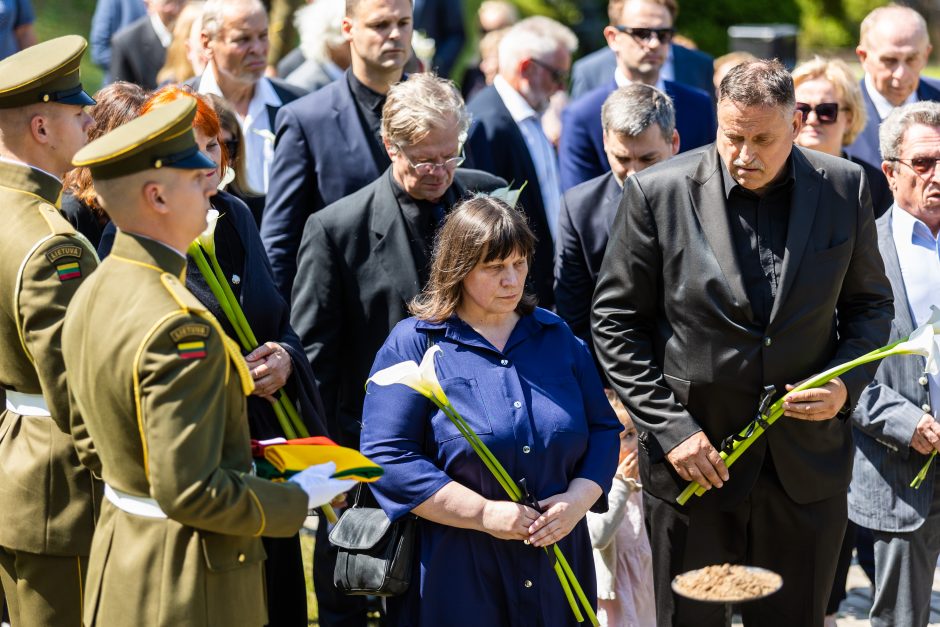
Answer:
[
  {"left": 795, "top": 102, "right": 840, "bottom": 124},
  {"left": 614, "top": 25, "right": 675, "bottom": 44},
  {"left": 395, "top": 144, "right": 466, "bottom": 176},
  {"left": 529, "top": 58, "right": 570, "bottom": 86},
  {"left": 887, "top": 156, "right": 940, "bottom": 176}
]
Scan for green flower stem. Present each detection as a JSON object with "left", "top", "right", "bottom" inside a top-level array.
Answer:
[
  {"left": 432, "top": 399, "right": 597, "bottom": 625},
  {"left": 203, "top": 245, "right": 310, "bottom": 439},
  {"left": 271, "top": 396, "right": 299, "bottom": 440},
  {"left": 912, "top": 451, "right": 937, "bottom": 488},
  {"left": 677, "top": 341, "right": 908, "bottom": 505}
]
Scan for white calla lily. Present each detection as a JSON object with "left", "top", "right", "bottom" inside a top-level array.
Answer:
[
  {"left": 368, "top": 344, "right": 449, "bottom": 406},
  {"left": 197, "top": 208, "right": 220, "bottom": 257},
  {"left": 893, "top": 306, "right": 940, "bottom": 375}
]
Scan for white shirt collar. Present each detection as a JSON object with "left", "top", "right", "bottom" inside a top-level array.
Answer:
[
  {"left": 197, "top": 62, "right": 282, "bottom": 110},
  {"left": 614, "top": 67, "right": 667, "bottom": 93},
  {"left": 865, "top": 73, "right": 919, "bottom": 121},
  {"left": 149, "top": 13, "right": 173, "bottom": 48},
  {"left": 893, "top": 202, "right": 938, "bottom": 245},
  {"left": 493, "top": 75, "right": 538, "bottom": 123},
  {"left": 0, "top": 155, "right": 61, "bottom": 183}
]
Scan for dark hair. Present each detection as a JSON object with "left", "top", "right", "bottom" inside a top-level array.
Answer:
[
  {"left": 64, "top": 81, "right": 148, "bottom": 215},
  {"left": 718, "top": 59, "right": 795, "bottom": 110},
  {"left": 409, "top": 195, "right": 537, "bottom": 322}
]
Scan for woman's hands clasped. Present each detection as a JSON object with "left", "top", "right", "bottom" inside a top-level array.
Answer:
[
  {"left": 482, "top": 500, "right": 540, "bottom": 541},
  {"left": 246, "top": 341, "right": 293, "bottom": 398},
  {"left": 527, "top": 478, "right": 603, "bottom": 548}
]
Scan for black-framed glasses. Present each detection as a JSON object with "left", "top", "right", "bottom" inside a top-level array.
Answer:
[
  {"left": 795, "top": 102, "right": 840, "bottom": 124},
  {"left": 529, "top": 58, "right": 570, "bottom": 86},
  {"left": 887, "top": 156, "right": 940, "bottom": 176},
  {"left": 394, "top": 143, "right": 466, "bottom": 176},
  {"left": 614, "top": 25, "right": 675, "bottom": 44}
]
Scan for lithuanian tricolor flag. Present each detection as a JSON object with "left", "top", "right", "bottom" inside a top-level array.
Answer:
[
  {"left": 56, "top": 262, "right": 81, "bottom": 281},
  {"left": 177, "top": 340, "right": 207, "bottom": 360}
]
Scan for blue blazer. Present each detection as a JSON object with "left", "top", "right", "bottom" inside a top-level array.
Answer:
[
  {"left": 558, "top": 78, "right": 716, "bottom": 191},
  {"left": 849, "top": 207, "right": 935, "bottom": 533},
  {"left": 845, "top": 78, "right": 940, "bottom": 169},
  {"left": 89, "top": 0, "right": 145, "bottom": 71},
  {"left": 569, "top": 45, "right": 714, "bottom": 101},
  {"left": 260, "top": 71, "right": 384, "bottom": 299},
  {"left": 554, "top": 171, "right": 622, "bottom": 350},
  {"left": 466, "top": 84, "right": 557, "bottom": 308},
  {"left": 413, "top": 0, "right": 465, "bottom": 77}
]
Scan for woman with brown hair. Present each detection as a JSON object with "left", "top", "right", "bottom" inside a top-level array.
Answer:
[
  {"left": 61, "top": 81, "right": 148, "bottom": 247},
  {"left": 360, "top": 195, "right": 620, "bottom": 626}
]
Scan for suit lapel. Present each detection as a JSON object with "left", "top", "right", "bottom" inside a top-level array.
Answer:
[
  {"left": 688, "top": 148, "right": 755, "bottom": 323},
  {"left": 370, "top": 172, "right": 421, "bottom": 305},
  {"left": 602, "top": 172, "right": 623, "bottom": 229},
  {"left": 266, "top": 104, "right": 279, "bottom": 134},
  {"left": 331, "top": 80, "right": 380, "bottom": 181},
  {"left": 768, "top": 149, "right": 821, "bottom": 324},
  {"left": 878, "top": 207, "right": 916, "bottom": 336}
]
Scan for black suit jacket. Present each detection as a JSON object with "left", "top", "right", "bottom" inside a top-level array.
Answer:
[
  {"left": 290, "top": 167, "right": 505, "bottom": 448},
  {"left": 466, "top": 84, "right": 557, "bottom": 307},
  {"left": 110, "top": 15, "right": 165, "bottom": 90},
  {"left": 592, "top": 146, "right": 894, "bottom": 507},
  {"left": 554, "top": 170, "right": 622, "bottom": 348}
]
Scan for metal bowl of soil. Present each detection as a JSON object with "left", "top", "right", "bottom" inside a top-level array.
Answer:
[{"left": 671, "top": 563, "right": 782, "bottom": 603}]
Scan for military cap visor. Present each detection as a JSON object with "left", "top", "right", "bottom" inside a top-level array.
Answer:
[
  {"left": 72, "top": 98, "right": 217, "bottom": 180},
  {"left": 0, "top": 35, "right": 95, "bottom": 109}
]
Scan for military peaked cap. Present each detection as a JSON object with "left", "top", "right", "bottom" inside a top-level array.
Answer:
[{"left": 0, "top": 35, "right": 95, "bottom": 109}]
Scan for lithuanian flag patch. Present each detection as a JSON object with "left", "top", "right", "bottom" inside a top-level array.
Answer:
[
  {"left": 177, "top": 340, "right": 207, "bottom": 360},
  {"left": 56, "top": 261, "right": 82, "bottom": 281}
]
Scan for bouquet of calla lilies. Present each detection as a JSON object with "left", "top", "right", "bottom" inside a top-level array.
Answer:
[
  {"left": 368, "top": 345, "right": 599, "bottom": 625},
  {"left": 678, "top": 306, "right": 940, "bottom": 505}
]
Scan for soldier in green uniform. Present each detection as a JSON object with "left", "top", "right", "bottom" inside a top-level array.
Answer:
[
  {"left": 62, "top": 97, "right": 354, "bottom": 627},
  {"left": 0, "top": 35, "right": 100, "bottom": 627}
]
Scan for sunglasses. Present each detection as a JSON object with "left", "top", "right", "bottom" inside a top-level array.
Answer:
[
  {"left": 887, "top": 156, "right": 940, "bottom": 176},
  {"left": 614, "top": 25, "right": 676, "bottom": 44},
  {"left": 795, "top": 102, "right": 839, "bottom": 124},
  {"left": 529, "top": 58, "right": 569, "bottom": 86}
]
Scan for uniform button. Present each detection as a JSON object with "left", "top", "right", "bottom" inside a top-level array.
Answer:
[
  {"left": 763, "top": 337, "right": 772, "bottom": 347},
  {"left": 513, "top": 401, "right": 522, "bottom": 409},
  {"left": 237, "top": 553, "right": 246, "bottom": 563},
  {"left": 523, "top": 579, "right": 533, "bottom": 588},
  {"left": 522, "top": 445, "right": 531, "bottom": 454},
  {"left": 920, "top": 376, "right": 929, "bottom": 386},
  {"left": 923, "top": 404, "right": 932, "bottom": 413},
  {"left": 500, "top": 359, "right": 509, "bottom": 366}
]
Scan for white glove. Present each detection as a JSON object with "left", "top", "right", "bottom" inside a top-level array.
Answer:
[{"left": 288, "top": 462, "right": 358, "bottom": 509}]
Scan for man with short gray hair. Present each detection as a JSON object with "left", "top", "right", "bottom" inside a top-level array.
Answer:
[
  {"left": 848, "top": 100, "right": 940, "bottom": 627},
  {"left": 593, "top": 59, "right": 894, "bottom": 626},
  {"left": 467, "top": 15, "right": 578, "bottom": 307},
  {"left": 555, "top": 83, "right": 678, "bottom": 354}
]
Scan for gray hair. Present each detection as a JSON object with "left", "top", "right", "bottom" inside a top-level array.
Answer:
[
  {"left": 879, "top": 101, "right": 940, "bottom": 163},
  {"left": 601, "top": 84, "right": 675, "bottom": 143},
  {"left": 719, "top": 59, "right": 795, "bottom": 111},
  {"left": 860, "top": 5, "right": 929, "bottom": 48},
  {"left": 295, "top": 0, "right": 345, "bottom": 63},
  {"left": 201, "top": 0, "right": 266, "bottom": 40},
  {"left": 498, "top": 16, "right": 578, "bottom": 78},
  {"left": 381, "top": 73, "right": 470, "bottom": 147}
]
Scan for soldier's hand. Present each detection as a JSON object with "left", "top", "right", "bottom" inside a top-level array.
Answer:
[
  {"left": 783, "top": 377, "right": 847, "bottom": 421},
  {"left": 911, "top": 414, "right": 940, "bottom": 455},
  {"left": 666, "top": 431, "right": 728, "bottom": 489},
  {"left": 288, "top": 462, "right": 358, "bottom": 509},
  {"left": 246, "top": 342, "right": 293, "bottom": 398}
]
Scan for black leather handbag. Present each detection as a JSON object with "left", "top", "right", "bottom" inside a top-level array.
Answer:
[{"left": 329, "top": 485, "right": 417, "bottom": 596}]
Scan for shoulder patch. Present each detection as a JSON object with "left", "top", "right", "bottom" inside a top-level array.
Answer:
[
  {"left": 49, "top": 243, "right": 84, "bottom": 281},
  {"left": 176, "top": 338, "right": 208, "bottom": 360},
  {"left": 170, "top": 321, "right": 211, "bottom": 360},
  {"left": 169, "top": 322, "right": 211, "bottom": 343},
  {"left": 46, "top": 244, "right": 83, "bottom": 263}
]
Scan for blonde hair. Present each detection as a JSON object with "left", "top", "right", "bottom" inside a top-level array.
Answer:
[
  {"left": 381, "top": 73, "right": 470, "bottom": 147},
  {"left": 792, "top": 56, "right": 867, "bottom": 146}
]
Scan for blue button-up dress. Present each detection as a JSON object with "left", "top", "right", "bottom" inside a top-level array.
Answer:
[{"left": 360, "top": 308, "right": 621, "bottom": 626}]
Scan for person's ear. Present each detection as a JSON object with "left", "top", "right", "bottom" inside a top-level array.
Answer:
[
  {"left": 201, "top": 31, "right": 213, "bottom": 59},
  {"left": 143, "top": 180, "right": 170, "bottom": 215},
  {"left": 671, "top": 129, "right": 680, "bottom": 155},
  {"left": 882, "top": 161, "right": 897, "bottom": 190},
  {"left": 791, "top": 108, "right": 802, "bottom": 138},
  {"left": 603, "top": 25, "right": 619, "bottom": 49},
  {"left": 855, "top": 45, "right": 867, "bottom": 64},
  {"left": 29, "top": 112, "right": 49, "bottom": 145},
  {"left": 383, "top": 137, "right": 396, "bottom": 160},
  {"left": 341, "top": 16, "right": 354, "bottom": 43}
]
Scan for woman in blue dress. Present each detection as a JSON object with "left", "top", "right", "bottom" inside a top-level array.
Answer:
[{"left": 360, "top": 195, "right": 621, "bottom": 626}]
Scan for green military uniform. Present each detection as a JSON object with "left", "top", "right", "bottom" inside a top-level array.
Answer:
[
  {"left": 63, "top": 99, "right": 309, "bottom": 627},
  {"left": 0, "top": 36, "right": 99, "bottom": 627}
]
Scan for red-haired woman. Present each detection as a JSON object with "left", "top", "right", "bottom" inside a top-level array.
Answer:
[{"left": 98, "top": 85, "right": 328, "bottom": 626}]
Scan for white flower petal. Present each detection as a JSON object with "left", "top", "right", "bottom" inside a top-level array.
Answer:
[
  {"left": 197, "top": 209, "right": 221, "bottom": 255},
  {"left": 418, "top": 344, "right": 449, "bottom": 406}
]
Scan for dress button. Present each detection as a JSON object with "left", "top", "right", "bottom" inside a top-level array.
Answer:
[
  {"left": 237, "top": 553, "right": 246, "bottom": 564},
  {"left": 523, "top": 579, "right": 533, "bottom": 588},
  {"left": 923, "top": 404, "right": 932, "bottom": 413},
  {"left": 763, "top": 337, "right": 772, "bottom": 347},
  {"left": 919, "top": 376, "right": 929, "bottom": 386},
  {"left": 500, "top": 359, "right": 509, "bottom": 366},
  {"left": 513, "top": 401, "right": 522, "bottom": 409},
  {"left": 522, "top": 445, "right": 531, "bottom": 454}
]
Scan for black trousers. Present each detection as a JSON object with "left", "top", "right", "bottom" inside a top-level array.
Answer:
[
  {"left": 645, "top": 455, "right": 847, "bottom": 627},
  {"left": 262, "top": 534, "right": 309, "bottom": 626},
  {"left": 313, "top": 521, "right": 370, "bottom": 627}
]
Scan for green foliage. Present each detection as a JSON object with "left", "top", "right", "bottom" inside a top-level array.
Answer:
[
  {"left": 676, "top": 0, "right": 801, "bottom": 57},
  {"left": 33, "top": 0, "right": 103, "bottom": 92}
]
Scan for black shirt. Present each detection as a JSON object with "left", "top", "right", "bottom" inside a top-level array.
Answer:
[
  {"left": 721, "top": 156, "right": 795, "bottom": 326},
  {"left": 347, "top": 71, "right": 392, "bottom": 171},
  {"left": 389, "top": 170, "right": 455, "bottom": 286}
]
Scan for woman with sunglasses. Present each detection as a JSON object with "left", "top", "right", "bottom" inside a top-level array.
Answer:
[{"left": 793, "top": 57, "right": 892, "bottom": 217}]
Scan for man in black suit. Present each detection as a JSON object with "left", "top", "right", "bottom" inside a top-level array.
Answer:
[
  {"left": 467, "top": 16, "right": 578, "bottom": 308},
  {"left": 592, "top": 60, "right": 894, "bottom": 626},
  {"left": 846, "top": 5, "right": 939, "bottom": 169},
  {"left": 554, "top": 83, "right": 677, "bottom": 356},
  {"left": 261, "top": 0, "right": 412, "bottom": 299},
  {"left": 291, "top": 74, "right": 503, "bottom": 627},
  {"left": 110, "top": 0, "right": 183, "bottom": 89},
  {"left": 191, "top": 0, "right": 306, "bottom": 224}
]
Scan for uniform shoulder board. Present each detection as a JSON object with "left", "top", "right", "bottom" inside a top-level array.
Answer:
[
  {"left": 169, "top": 321, "right": 212, "bottom": 360},
  {"left": 159, "top": 273, "right": 208, "bottom": 314},
  {"left": 37, "top": 202, "right": 77, "bottom": 236}
]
